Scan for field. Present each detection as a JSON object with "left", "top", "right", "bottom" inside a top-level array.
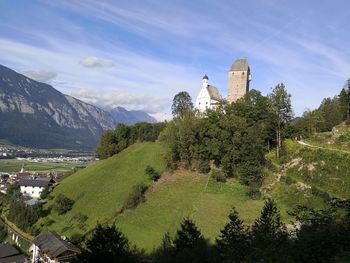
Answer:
[
  {"left": 117, "top": 172, "right": 263, "bottom": 251},
  {"left": 0, "top": 159, "right": 77, "bottom": 173}
]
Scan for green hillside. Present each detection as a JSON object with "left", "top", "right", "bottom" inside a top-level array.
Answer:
[
  {"left": 38, "top": 142, "right": 264, "bottom": 251},
  {"left": 264, "top": 137, "right": 350, "bottom": 219},
  {"left": 37, "top": 142, "right": 166, "bottom": 236},
  {"left": 116, "top": 171, "right": 263, "bottom": 251},
  {"left": 38, "top": 130, "right": 350, "bottom": 251}
]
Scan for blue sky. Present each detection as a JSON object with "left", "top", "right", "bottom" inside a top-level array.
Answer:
[{"left": 0, "top": 0, "right": 349, "bottom": 119}]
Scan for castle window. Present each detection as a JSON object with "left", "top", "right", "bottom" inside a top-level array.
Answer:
[{"left": 242, "top": 72, "right": 245, "bottom": 75}]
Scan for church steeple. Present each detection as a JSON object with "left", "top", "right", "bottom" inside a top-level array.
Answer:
[{"left": 202, "top": 74, "right": 209, "bottom": 88}]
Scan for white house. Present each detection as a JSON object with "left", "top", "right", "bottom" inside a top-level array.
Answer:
[
  {"left": 18, "top": 179, "right": 49, "bottom": 199},
  {"left": 195, "top": 75, "right": 222, "bottom": 112}
]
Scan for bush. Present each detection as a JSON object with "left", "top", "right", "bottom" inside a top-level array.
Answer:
[
  {"left": 70, "top": 233, "right": 84, "bottom": 244},
  {"left": 123, "top": 183, "right": 149, "bottom": 210},
  {"left": 212, "top": 170, "right": 226, "bottom": 183},
  {"left": 198, "top": 160, "right": 211, "bottom": 174},
  {"left": 282, "top": 176, "right": 296, "bottom": 185},
  {"left": 52, "top": 194, "right": 74, "bottom": 215},
  {"left": 145, "top": 165, "right": 161, "bottom": 181},
  {"left": 40, "top": 186, "right": 50, "bottom": 199},
  {"left": 246, "top": 185, "right": 261, "bottom": 199},
  {"left": 311, "top": 186, "right": 331, "bottom": 201}
]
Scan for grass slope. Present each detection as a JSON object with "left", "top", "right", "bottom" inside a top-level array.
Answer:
[
  {"left": 38, "top": 142, "right": 166, "bottom": 236},
  {"left": 117, "top": 172, "right": 263, "bottom": 251}
]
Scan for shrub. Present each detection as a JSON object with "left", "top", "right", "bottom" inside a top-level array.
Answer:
[
  {"left": 40, "top": 186, "right": 50, "bottom": 199},
  {"left": 52, "top": 194, "right": 74, "bottom": 215},
  {"left": 145, "top": 165, "right": 161, "bottom": 181},
  {"left": 282, "top": 176, "right": 295, "bottom": 185},
  {"left": 246, "top": 186, "right": 261, "bottom": 199},
  {"left": 70, "top": 233, "right": 84, "bottom": 244},
  {"left": 73, "top": 213, "right": 88, "bottom": 223},
  {"left": 311, "top": 186, "right": 331, "bottom": 201},
  {"left": 123, "top": 183, "right": 148, "bottom": 210},
  {"left": 212, "top": 170, "right": 226, "bottom": 183},
  {"left": 198, "top": 160, "right": 211, "bottom": 174}
]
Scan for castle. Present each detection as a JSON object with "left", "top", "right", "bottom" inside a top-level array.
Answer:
[{"left": 195, "top": 58, "right": 251, "bottom": 111}]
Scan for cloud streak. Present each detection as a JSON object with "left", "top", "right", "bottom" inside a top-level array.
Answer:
[{"left": 79, "top": 56, "right": 114, "bottom": 68}]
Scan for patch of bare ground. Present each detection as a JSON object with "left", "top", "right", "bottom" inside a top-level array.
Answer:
[{"left": 262, "top": 158, "right": 302, "bottom": 194}]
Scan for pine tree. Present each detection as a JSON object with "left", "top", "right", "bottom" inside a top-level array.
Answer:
[
  {"left": 250, "top": 199, "right": 290, "bottom": 262},
  {"left": 81, "top": 224, "right": 138, "bottom": 263},
  {"left": 173, "top": 218, "right": 203, "bottom": 251},
  {"left": 216, "top": 208, "right": 249, "bottom": 262}
]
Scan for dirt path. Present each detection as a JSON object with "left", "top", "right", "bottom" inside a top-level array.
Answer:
[{"left": 298, "top": 140, "right": 350, "bottom": 154}]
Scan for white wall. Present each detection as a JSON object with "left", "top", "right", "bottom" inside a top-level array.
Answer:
[{"left": 20, "top": 185, "right": 43, "bottom": 199}]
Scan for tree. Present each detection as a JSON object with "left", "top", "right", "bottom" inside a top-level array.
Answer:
[
  {"left": 80, "top": 224, "right": 138, "bottom": 263},
  {"left": 52, "top": 194, "right": 74, "bottom": 215},
  {"left": 0, "top": 220, "right": 7, "bottom": 242},
  {"left": 269, "top": 83, "right": 293, "bottom": 159},
  {"left": 96, "top": 130, "right": 117, "bottom": 159},
  {"left": 171, "top": 218, "right": 216, "bottom": 263},
  {"left": 145, "top": 165, "right": 161, "bottom": 181},
  {"left": 250, "top": 198, "right": 290, "bottom": 262},
  {"left": 171, "top": 91, "right": 193, "bottom": 117},
  {"left": 339, "top": 79, "right": 350, "bottom": 121},
  {"left": 216, "top": 208, "right": 249, "bottom": 262}
]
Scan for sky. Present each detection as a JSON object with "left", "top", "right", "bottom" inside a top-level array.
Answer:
[{"left": 0, "top": 0, "right": 349, "bottom": 120}]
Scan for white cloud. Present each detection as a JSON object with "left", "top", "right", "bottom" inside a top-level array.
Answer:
[
  {"left": 79, "top": 56, "right": 114, "bottom": 68},
  {"left": 149, "top": 112, "right": 172, "bottom": 122},
  {"left": 21, "top": 70, "right": 57, "bottom": 83},
  {"left": 70, "top": 87, "right": 169, "bottom": 114}
]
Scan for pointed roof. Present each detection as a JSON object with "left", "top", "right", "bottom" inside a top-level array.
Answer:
[
  {"left": 202, "top": 74, "right": 209, "bottom": 80},
  {"left": 230, "top": 59, "right": 249, "bottom": 71}
]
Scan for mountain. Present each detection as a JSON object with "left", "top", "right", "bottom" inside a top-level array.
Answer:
[
  {"left": 0, "top": 64, "right": 156, "bottom": 150},
  {"left": 110, "top": 106, "right": 156, "bottom": 125}
]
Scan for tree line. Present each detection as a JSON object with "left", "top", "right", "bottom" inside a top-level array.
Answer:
[
  {"left": 73, "top": 198, "right": 350, "bottom": 263},
  {"left": 96, "top": 122, "right": 166, "bottom": 159},
  {"left": 293, "top": 79, "right": 350, "bottom": 137}
]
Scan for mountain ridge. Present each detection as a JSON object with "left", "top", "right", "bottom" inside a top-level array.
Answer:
[{"left": 0, "top": 64, "right": 156, "bottom": 150}]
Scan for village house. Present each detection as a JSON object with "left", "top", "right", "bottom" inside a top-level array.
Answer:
[
  {"left": 18, "top": 178, "right": 55, "bottom": 199},
  {"left": 30, "top": 232, "right": 80, "bottom": 263}
]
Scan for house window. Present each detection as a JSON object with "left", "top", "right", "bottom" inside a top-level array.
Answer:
[{"left": 32, "top": 191, "right": 34, "bottom": 194}]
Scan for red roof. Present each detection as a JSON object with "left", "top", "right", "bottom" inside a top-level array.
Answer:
[{"left": 16, "top": 172, "right": 32, "bottom": 177}]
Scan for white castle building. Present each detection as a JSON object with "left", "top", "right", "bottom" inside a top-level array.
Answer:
[
  {"left": 195, "top": 74, "right": 222, "bottom": 112},
  {"left": 195, "top": 59, "right": 251, "bottom": 112}
]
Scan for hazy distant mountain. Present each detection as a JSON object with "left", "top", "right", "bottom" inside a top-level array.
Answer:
[
  {"left": 110, "top": 106, "right": 156, "bottom": 125},
  {"left": 0, "top": 64, "right": 156, "bottom": 150}
]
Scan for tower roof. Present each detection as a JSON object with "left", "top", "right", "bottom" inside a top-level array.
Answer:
[
  {"left": 202, "top": 74, "right": 209, "bottom": 80},
  {"left": 230, "top": 59, "right": 249, "bottom": 71}
]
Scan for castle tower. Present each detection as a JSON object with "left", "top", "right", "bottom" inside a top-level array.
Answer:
[{"left": 228, "top": 59, "right": 251, "bottom": 103}]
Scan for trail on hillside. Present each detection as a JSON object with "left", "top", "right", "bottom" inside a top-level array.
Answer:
[{"left": 297, "top": 140, "right": 350, "bottom": 154}]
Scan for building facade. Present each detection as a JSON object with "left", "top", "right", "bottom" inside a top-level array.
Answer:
[
  {"left": 227, "top": 59, "right": 251, "bottom": 103},
  {"left": 195, "top": 75, "right": 222, "bottom": 112}
]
